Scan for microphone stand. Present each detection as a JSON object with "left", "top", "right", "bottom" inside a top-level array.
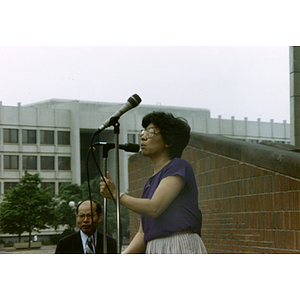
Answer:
[
  {"left": 93, "top": 142, "right": 140, "bottom": 254},
  {"left": 101, "top": 143, "right": 115, "bottom": 254},
  {"left": 95, "top": 141, "right": 139, "bottom": 254},
  {"left": 94, "top": 116, "right": 140, "bottom": 254},
  {"left": 111, "top": 117, "right": 122, "bottom": 254},
  {"left": 95, "top": 115, "right": 122, "bottom": 254}
]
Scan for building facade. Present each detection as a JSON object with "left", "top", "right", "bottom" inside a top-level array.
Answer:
[{"left": 0, "top": 99, "right": 290, "bottom": 196}]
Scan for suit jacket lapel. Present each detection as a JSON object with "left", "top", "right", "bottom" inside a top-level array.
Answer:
[
  {"left": 96, "top": 232, "right": 103, "bottom": 254},
  {"left": 71, "top": 231, "right": 84, "bottom": 254}
]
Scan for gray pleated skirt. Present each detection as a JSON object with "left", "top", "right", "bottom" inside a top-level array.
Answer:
[{"left": 145, "top": 231, "right": 207, "bottom": 254}]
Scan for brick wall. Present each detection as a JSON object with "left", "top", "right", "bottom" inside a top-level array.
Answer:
[{"left": 128, "top": 132, "right": 300, "bottom": 253}]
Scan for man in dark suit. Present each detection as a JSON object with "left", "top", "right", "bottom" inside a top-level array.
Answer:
[{"left": 55, "top": 200, "right": 117, "bottom": 254}]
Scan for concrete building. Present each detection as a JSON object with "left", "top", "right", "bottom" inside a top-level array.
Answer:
[{"left": 0, "top": 98, "right": 290, "bottom": 196}]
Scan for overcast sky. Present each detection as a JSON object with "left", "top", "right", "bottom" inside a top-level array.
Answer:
[
  {"left": 0, "top": 46, "right": 290, "bottom": 122},
  {"left": 0, "top": 1, "right": 296, "bottom": 124}
]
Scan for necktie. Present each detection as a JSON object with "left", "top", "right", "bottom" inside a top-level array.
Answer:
[{"left": 86, "top": 236, "right": 94, "bottom": 254}]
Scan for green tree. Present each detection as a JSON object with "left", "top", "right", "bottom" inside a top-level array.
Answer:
[
  {"left": 48, "top": 175, "right": 130, "bottom": 241},
  {"left": 0, "top": 170, "right": 57, "bottom": 248},
  {"left": 80, "top": 176, "right": 130, "bottom": 239},
  {"left": 54, "top": 182, "right": 83, "bottom": 231}
]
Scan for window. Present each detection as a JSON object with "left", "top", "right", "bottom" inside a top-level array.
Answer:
[
  {"left": 22, "top": 156, "right": 37, "bottom": 170},
  {"left": 4, "top": 182, "right": 18, "bottom": 193},
  {"left": 127, "top": 133, "right": 136, "bottom": 144},
  {"left": 4, "top": 155, "right": 19, "bottom": 169},
  {"left": 249, "top": 139, "right": 259, "bottom": 143},
  {"left": 58, "top": 131, "right": 70, "bottom": 145},
  {"left": 40, "top": 130, "right": 54, "bottom": 144},
  {"left": 41, "top": 156, "right": 54, "bottom": 170},
  {"left": 22, "top": 129, "right": 36, "bottom": 144},
  {"left": 58, "top": 157, "right": 71, "bottom": 170},
  {"left": 4, "top": 129, "right": 18, "bottom": 143}
]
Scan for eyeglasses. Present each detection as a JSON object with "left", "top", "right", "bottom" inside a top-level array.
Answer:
[
  {"left": 77, "top": 213, "right": 97, "bottom": 220},
  {"left": 139, "top": 127, "right": 161, "bottom": 139}
]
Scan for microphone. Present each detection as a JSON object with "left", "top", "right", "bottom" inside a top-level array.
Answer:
[
  {"left": 94, "top": 94, "right": 142, "bottom": 135},
  {"left": 120, "top": 143, "right": 140, "bottom": 153}
]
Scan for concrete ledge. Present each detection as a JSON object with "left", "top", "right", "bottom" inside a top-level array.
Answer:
[
  {"left": 190, "top": 132, "right": 300, "bottom": 180},
  {"left": 129, "top": 132, "right": 300, "bottom": 180},
  {"left": 14, "top": 242, "right": 42, "bottom": 249}
]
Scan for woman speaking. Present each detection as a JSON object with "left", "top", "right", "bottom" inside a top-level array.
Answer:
[{"left": 100, "top": 111, "right": 207, "bottom": 254}]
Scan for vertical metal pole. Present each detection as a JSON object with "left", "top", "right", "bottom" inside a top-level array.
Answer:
[
  {"left": 103, "top": 157, "right": 108, "bottom": 254},
  {"left": 290, "top": 46, "right": 300, "bottom": 147},
  {"left": 114, "top": 122, "right": 121, "bottom": 254}
]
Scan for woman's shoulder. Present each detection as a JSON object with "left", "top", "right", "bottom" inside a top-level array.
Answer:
[
  {"left": 163, "top": 158, "right": 193, "bottom": 174},
  {"left": 170, "top": 158, "right": 191, "bottom": 168}
]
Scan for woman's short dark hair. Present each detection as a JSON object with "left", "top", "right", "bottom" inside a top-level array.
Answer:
[
  {"left": 76, "top": 200, "right": 102, "bottom": 215},
  {"left": 142, "top": 111, "right": 190, "bottom": 159}
]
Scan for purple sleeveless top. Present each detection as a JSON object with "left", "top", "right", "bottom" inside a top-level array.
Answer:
[{"left": 140, "top": 158, "right": 199, "bottom": 243}]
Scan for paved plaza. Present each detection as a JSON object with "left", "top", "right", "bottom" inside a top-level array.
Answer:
[
  {"left": 0, "top": 245, "right": 57, "bottom": 254},
  {"left": 0, "top": 244, "right": 128, "bottom": 254}
]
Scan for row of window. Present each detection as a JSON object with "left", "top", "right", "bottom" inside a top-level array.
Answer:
[
  {"left": 3, "top": 155, "right": 71, "bottom": 170},
  {"left": 3, "top": 181, "right": 71, "bottom": 194},
  {"left": 3, "top": 129, "right": 70, "bottom": 145},
  {"left": 234, "top": 138, "right": 290, "bottom": 144}
]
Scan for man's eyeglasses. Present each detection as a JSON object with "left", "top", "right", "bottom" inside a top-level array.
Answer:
[
  {"left": 139, "top": 127, "right": 161, "bottom": 139},
  {"left": 77, "top": 213, "right": 97, "bottom": 220}
]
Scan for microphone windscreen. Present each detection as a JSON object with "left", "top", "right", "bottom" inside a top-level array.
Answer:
[{"left": 128, "top": 94, "right": 142, "bottom": 107}]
